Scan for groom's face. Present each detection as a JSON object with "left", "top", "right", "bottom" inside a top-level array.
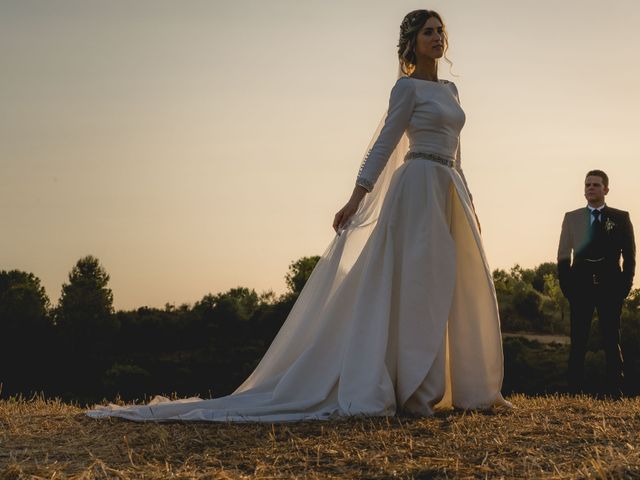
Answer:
[{"left": 584, "top": 175, "right": 609, "bottom": 205}]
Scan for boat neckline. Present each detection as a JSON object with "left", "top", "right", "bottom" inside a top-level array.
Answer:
[{"left": 406, "top": 77, "right": 451, "bottom": 84}]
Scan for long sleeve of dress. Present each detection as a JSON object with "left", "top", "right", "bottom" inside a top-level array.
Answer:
[{"left": 355, "top": 77, "right": 415, "bottom": 192}]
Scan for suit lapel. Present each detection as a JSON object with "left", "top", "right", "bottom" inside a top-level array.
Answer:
[{"left": 600, "top": 205, "right": 619, "bottom": 240}]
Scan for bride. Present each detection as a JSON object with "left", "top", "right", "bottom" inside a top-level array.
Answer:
[{"left": 88, "top": 9, "right": 510, "bottom": 422}]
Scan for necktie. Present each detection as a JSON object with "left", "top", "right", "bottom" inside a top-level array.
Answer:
[{"left": 592, "top": 209, "right": 601, "bottom": 225}]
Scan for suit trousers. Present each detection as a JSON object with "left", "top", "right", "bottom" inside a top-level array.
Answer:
[{"left": 568, "top": 282, "right": 624, "bottom": 394}]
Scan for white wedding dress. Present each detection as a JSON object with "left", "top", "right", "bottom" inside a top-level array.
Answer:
[{"left": 87, "top": 75, "right": 510, "bottom": 422}]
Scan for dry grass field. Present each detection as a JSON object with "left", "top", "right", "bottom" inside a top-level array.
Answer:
[{"left": 1, "top": 394, "right": 640, "bottom": 479}]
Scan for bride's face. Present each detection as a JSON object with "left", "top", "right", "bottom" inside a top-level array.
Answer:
[{"left": 414, "top": 16, "right": 445, "bottom": 61}]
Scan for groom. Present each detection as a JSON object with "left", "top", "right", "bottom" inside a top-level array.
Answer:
[{"left": 557, "top": 170, "right": 635, "bottom": 396}]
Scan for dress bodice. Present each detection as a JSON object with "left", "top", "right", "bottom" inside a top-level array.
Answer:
[
  {"left": 356, "top": 76, "right": 466, "bottom": 192},
  {"left": 405, "top": 78, "right": 465, "bottom": 158}
]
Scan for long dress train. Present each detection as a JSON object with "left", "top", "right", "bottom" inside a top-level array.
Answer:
[{"left": 87, "top": 74, "right": 510, "bottom": 422}]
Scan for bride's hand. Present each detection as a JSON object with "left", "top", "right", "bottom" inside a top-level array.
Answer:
[
  {"left": 333, "top": 200, "right": 359, "bottom": 234},
  {"left": 333, "top": 186, "right": 367, "bottom": 234}
]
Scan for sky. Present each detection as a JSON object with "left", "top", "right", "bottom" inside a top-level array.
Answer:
[{"left": 2, "top": 0, "right": 639, "bottom": 310}]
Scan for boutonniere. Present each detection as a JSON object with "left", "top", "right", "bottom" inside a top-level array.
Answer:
[{"left": 604, "top": 217, "right": 616, "bottom": 233}]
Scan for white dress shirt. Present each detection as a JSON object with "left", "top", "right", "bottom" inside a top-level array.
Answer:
[{"left": 587, "top": 204, "right": 605, "bottom": 225}]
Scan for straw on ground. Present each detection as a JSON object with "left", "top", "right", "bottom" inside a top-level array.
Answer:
[{"left": 1, "top": 394, "right": 639, "bottom": 479}]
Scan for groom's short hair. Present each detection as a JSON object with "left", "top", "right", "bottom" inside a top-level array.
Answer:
[{"left": 586, "top": 169, "right": 609, "bottom": 187}]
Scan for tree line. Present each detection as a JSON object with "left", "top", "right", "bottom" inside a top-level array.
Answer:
[{"left": 1, "top": 255, "right": 639, "bottom": 404}]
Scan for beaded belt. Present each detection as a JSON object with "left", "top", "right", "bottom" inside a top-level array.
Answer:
[{"left": 404, "top": 151, "right": 455, "bottom": 167}]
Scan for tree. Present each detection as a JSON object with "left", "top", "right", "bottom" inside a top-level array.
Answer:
[
  {"left": 0, "top": 270, "right": 50, "bottom": 333},
  {"left": 624, "top": 288, "right": 640, "bottom": 313},
  {"left": 211, "top": 288, "right": 260, "bottom": 323},
  {"left": 193, "top": 287, "right": 260, "bottom": 342},
  {"left": 0, "top": 270, "right": 51, "bottom": 395},
  {"left": 56, "top": 255, "right": 119, "bottom": 357},
  {"left": 493, "top": 264, "right": 551, "bottom": 332},
  {"left": 284, "top": 256, "right": 321, "bottom": 299},
  {"left": 533, "top": 262, "right": 558, "bottom": 292},
  {"left": 513, "top": 288, "right": 542, "bottom": 323},
  {"left": 54, "top": 256, "right": 119, "bottom": 397},
  {"left": 543, "top": 273, "right": 569, "bottom": 334}
]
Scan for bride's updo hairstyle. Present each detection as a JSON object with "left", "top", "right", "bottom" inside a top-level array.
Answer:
[{"left": 398, "top": 9, "right": 452, "bottom": 75}]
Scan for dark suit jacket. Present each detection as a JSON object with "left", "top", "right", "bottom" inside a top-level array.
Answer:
[{"left": 557, "top": 206, "right": 636, "bottom": 299}]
